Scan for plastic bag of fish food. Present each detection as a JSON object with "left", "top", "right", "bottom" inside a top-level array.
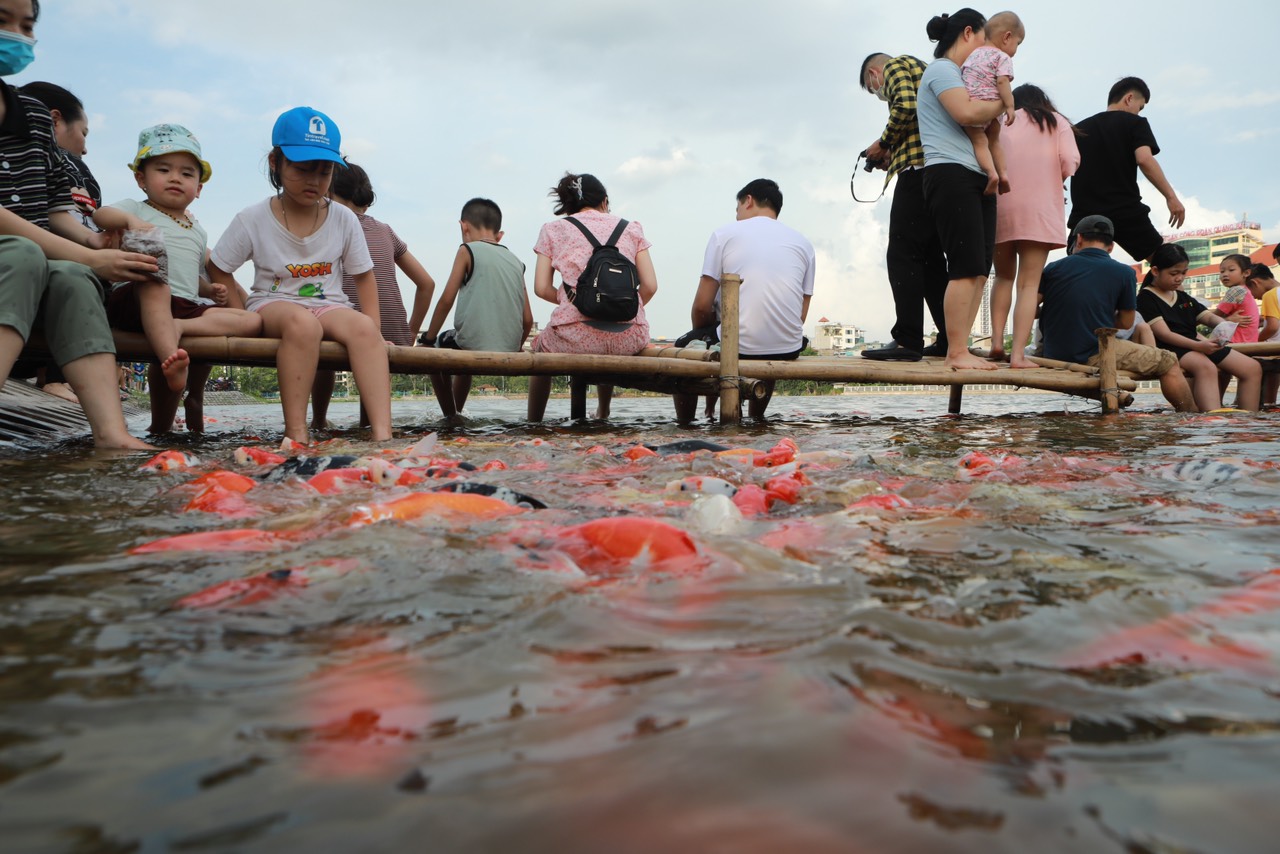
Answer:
[
  {"left": 1209, "top": 322, "right": 1237, "bottom": 345},
  {"left": 122, "top": 227, "right": 168, "bottom": 283}
]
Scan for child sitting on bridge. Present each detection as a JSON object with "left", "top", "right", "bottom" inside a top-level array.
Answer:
[
  {"left": 418, "top": 198, "right": 532, "bottom": 418},
  {"left": 96, "top": 124, "right": 260, "bottom": 433}
]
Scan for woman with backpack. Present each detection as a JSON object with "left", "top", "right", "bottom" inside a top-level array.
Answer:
[{"left": 527, "top": 172, "right": 658, "bottom": 421}]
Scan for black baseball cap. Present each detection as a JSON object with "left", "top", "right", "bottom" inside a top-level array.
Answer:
[{"left": 1067, "top": 215, "right": 1116, "bottom": 255}]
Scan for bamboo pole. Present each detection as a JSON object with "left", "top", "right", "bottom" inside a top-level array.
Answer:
[
  {"left": 719, "top": 274, "right": 742, "bottom": 424},
  {"left": 87, "top": 332, "right": 1134, "bottom": 398},
  {"left": 638, "top": 345, "right": 720, "bottom": 362},
  {"left": 1095, "top": 328, "right": 1120, "bottom": 414},
  {"left": 577, "top": 373, "right": 767, "bottom": 400},
  {"left": 948, "top": 385, "right": 964, "bottom": 414}
]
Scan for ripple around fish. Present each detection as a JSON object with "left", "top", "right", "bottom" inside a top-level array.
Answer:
[{"left": 3, "top": 396, "right": 1280, "bottom": 849}]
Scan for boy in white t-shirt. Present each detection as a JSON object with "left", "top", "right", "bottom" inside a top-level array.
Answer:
[
  {"left": 95, "top": 124, "right": 260, "bottom": 432},
  {"left": 673, "top": 179, "right": 815, "bottom": 421}
]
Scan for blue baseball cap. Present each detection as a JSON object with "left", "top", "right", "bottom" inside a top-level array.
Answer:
[{"left": 271, "top": 107, "right": 346, "bottom": 166}]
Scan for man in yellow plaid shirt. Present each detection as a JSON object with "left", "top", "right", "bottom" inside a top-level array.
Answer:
[{"left": 859, "top": 53, "right": 949, "bottom": 362}]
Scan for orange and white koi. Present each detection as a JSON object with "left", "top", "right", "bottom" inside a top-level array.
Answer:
[
  {"left": 140, "top": 450, "right": 200, "bottom": 473},
  {"left": 234, "top": 446, "right": 287, "bottom": 467},
  {"left": 667, "top": 476, "right": 739, "bottom": 498},
  {"left": 364, "top": 458, "right": 426, "bottom": 487}
]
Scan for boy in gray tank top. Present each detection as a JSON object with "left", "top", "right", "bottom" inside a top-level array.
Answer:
[{"left": 420, "top": 198, "right": 533, "bottom": 417}]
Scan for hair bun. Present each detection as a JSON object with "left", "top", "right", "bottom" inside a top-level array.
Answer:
[{"left": 926, "top": 14, "right": 950, "bottom": 40}]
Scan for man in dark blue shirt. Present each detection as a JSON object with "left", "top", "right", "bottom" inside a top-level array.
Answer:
[{"left": 1039, "top": 215, "right": 1195, "bottom": 411}]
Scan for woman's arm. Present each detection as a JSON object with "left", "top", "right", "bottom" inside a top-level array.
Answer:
[
  {"left": 395, "top": 250, "right": 436, "bottom": 338},
  {"left": 533, "top": 254, "right": 559, "bottom": 305},
  {"left": 1058, "top": 115, "right": 1081, "bottom": 179},
  {"left": 0, "top": 206, "right": 157, "bottom": 281},
  {"left": 937, "top": 87, "right": 1004, "bottom": 128},
  {"left": 635, "top": 248, "right": 657, "bottom": 305}
]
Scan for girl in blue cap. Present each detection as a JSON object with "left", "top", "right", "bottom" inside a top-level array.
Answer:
[{"left": 209, "top": 107, "right": 392, "bottom": 443}]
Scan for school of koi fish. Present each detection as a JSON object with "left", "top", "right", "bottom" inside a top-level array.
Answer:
[{"left": 2, "top": 396, "right": 1279, "bottom": 852}]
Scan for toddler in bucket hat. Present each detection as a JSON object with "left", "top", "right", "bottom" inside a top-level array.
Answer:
[
  {"left": 128, "top": 123, "right": 211, "bottom": 183},
  {"left": 271, "top": 106, "right": 346, "bottom": 166}
]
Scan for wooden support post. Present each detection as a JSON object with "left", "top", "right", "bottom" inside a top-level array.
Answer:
[
  {"left": 948, "top": 384, "right": 964, "bottom": 414},
  {"left": 719, "top": 273, "right": 742, "bottom": 425},
  {"left": 569, "top": 375, "right": 587, "bottom": 420},
  {"left": 1095, "top": 327, "right": 1119, "bottom": 415}
]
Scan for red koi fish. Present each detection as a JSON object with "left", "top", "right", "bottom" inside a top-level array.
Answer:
[
  {"left": 732, "top": 484, "right": 771, "bottom": 517},
  {"left": 848, "top": 493, "right": 912, "bottom": 511},
  {"left": 1062, "top": 569, "right": 1280, "bottom": 675},
  {"left": 234, "top": 446, "right": 287, "bottom": 467},
  {"left": 554, "top": 517, "right": 704, "bottom": 577},
  {"left": 182, "top": 471, "right": 259, "bottom": 518},
  {"left": 130, "top": 527, "right": 306, "bottom": 554},
  {"left": 345, "top": 491, "right": 524, "bottom": 527},
  {"left": 623, "top": 445, "right": 659, "bottom": 461},
  {"left": 956, "top": 450, "right": 1023, "bottom": 479},
  {"left": 140, "top": 450, "right": 200, "bottom": 473},
  {"left": 175, "top": 558, "right": 363, "bottom": 609},
  {"left": 762, "top": 470, "right": 810, "bottom": 507}
]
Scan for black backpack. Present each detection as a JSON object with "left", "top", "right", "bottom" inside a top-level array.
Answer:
[{"left": 565, "top": 216, "right": 640, "bottom": 322}]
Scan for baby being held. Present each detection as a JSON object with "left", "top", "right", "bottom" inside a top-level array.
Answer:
[{"left": 959, "top": 10, "right": 1025, "bottom": 195}]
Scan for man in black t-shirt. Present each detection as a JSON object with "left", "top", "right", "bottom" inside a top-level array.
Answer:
[{"left": 1069, "top": 77, "right": 1185, "bottom": 262}]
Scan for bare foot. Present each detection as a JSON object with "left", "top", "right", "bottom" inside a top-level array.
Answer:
[
  {"left": 998, "top": 176, "right": 1012, "bottom": 195},
  {"left": 983, "top": 172, "right": 999, "bottom": 196},
  {"left": 96, "top": 433, "right": 156, "bottom": 451},
  {"left": 1009, "top": 354, "right": 1037, "bottom": 369},
  {"left": 160, "top": 349, "right": 190, "bottom": 393},
  {"left": 41, "top": 381, "right": 80, "bottom": 404},
  {"left": 946, "top": 353, "right": 999, "bottom": 371}
]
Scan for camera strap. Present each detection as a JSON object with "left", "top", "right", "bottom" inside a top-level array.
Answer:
[{"left": 850, "top": 153, "right": 891, "bottom": 203}]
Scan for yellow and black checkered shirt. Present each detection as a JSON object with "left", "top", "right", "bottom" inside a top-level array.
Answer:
[{"left": 877, "top": 55, "right": 928, "bottom": 181}]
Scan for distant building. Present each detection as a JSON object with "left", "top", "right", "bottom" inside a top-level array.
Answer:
[
  {"left": 975, "top": 274, "right": 994, "bottom": 339},
  {"left": 1129, "top": 223, "right": 1277, "bottom": 304},
  {"left": 811, "top": 318, "right": 864, "bottom": 354},
  {"left": 1167, "top": 220, "right": 1264, "bottom": 268}
]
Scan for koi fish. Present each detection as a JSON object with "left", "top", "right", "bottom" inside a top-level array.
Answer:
[
  {"left": 1061, "top": 569, "right": 1280, "bottom": 675},
  {"left": 754, "top": 438, "right": 799, "bottom": 468},
  {"left": 263, "top": 455, "right": 362, "bottom": 483},
  {"left": 130, "top": 528, "right": 304, "bottom": 554},
  {"left": 668, "top": 476, "right": 739, "bottom": 498},
  {"left": 140, "top": 450, "right": 200, "bottom": 473},
  {"left": 1152, "top": 459, "right": 1244, "bottom": 485},
  {"left": 182, "top": 471, "right": 259, "bottom": 518},
  {"left": 956, "top": 451, "right": 1022, "bottom": 479},
  {"left": 345, "top": 491, "right": 524, "bottom": 527},
  {"left": 430, "top": 481, "right": 548, "bottom": 509},
  {"left": 762, "top": 470, "right": 810, "bottom": 507},
  {"left": 848, "top": 494, "right": 911, "bottom": 511},
  {"left": 647, "top": 439, "right": 732, "bottom": 455},
  {"left": 623, "top": 445, "right": 659, "bottom": 461},
  {"left": 553, "top": 517, "right": 703, "bottom": 577},
  {"left": 234, "top": 446, "right": 287, "bottom": 467},
  {"left": 175, "top": 558, "right": 363, "bottom": 609},
  {"left": 363, "top": 458, "right": 426, "bottom": 488},
  {"left": 306, "top": 468, "right": 371, "bottom": 495},
  {"left": 732, "top": 484, "right": 770, "bottom": 517}
]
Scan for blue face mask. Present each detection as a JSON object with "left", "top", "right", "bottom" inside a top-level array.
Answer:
[{"left": 0, "top": 31, "right": 36, "bottom": 77}]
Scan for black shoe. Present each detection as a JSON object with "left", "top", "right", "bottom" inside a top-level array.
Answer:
[
  {"left": 861, "top": 342, "right": 922, "bottom": 362},
  {"left": 919, "top": 343, "right": 947, "bottom": 357}
]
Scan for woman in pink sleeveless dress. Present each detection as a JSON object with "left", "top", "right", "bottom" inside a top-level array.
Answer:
[
  {"left": 991, "top": 84, "right": 1080, "bottom": 367},
  {"left": 527, "top": 172, "right": 658, "bottom": 421}
]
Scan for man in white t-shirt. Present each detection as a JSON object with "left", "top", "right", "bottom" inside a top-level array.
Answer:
[{"left": 673, "top": 178, "right": 816, "bottom": 421}]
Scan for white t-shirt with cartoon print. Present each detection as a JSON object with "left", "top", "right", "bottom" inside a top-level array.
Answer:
[{"left": 210, "top": 197, "right": 374, "bottom": 312}]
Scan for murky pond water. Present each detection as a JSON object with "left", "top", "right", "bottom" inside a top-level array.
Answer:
[{"left": 2, "top": 393, "right": 1279, "bottom": 853}]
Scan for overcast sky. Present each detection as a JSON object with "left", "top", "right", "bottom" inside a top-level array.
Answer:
[{"left": 21, "top": 1, "right": 1278, "bottom": 341}]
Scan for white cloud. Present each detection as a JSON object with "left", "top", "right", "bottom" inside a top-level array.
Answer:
[{"left": 618, "top": 146, "right": 694, "bottom": 179}]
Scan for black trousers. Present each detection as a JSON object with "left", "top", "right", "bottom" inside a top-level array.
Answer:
[{"left": 886, "top": 168, "right": 949, "bottom": 351}]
